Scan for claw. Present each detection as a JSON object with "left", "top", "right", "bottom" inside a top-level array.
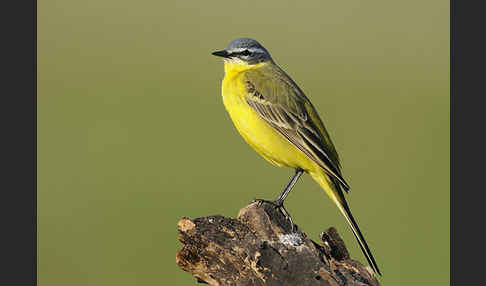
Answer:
[
  {"left": 278, "top": 205, "right": 296, "bottom": 232},
  {"left": 252, "top": 198, "right": 273, "bottom": 207}
]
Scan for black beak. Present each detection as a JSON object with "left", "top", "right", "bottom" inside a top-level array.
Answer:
[{"left": 211, "top": 50, "right": 230, "bottom": 58}]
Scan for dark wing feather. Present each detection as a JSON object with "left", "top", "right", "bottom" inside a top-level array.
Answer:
[{"left": 243, "top": 67, "right": 350, "bottom": 191}]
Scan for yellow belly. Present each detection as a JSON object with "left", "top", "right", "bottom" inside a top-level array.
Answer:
[{"left": 221, "top": 74, "right": 316, "bottom": 172}]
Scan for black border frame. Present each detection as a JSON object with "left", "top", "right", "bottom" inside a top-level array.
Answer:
[
  {"left": 451, "top": 0, "right": 485, "bottom": 285},
  {"left": 2, "top": 0, "right": 37, "bottom": 285}
]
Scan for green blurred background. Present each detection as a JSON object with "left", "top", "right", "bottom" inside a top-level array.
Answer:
[{"left": 38, "top": 0, "right": 449, "bottom": 285}]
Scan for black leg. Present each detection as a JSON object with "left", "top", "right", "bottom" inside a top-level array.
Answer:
[
  {"left": 254, "top": 168, "right": 304, "bottom": 231},
  {"left": 274, "top": 168, "right": 304, "bottom": 206}
]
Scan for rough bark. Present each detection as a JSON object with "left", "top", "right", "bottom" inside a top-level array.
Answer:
[{"left": 176, "top": 201, "right": 380, "bottom": 286}]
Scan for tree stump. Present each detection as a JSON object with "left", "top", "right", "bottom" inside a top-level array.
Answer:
[{"left": 176, "top": 201, "right": 380, "bottom": 286}]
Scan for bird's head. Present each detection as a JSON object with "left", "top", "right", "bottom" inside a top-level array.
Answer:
[{"left": 212, "top": 38, "right": 273, "bottom": 67}]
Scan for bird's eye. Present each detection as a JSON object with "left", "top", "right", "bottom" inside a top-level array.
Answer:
[{"left": 240, "top": 50, "right": 252, "bottom": 56}]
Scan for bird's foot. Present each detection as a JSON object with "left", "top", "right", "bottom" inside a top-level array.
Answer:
[
  {"left": 252, "top": 198, "right": 275, "bottom": 207},
  {"left": 252, "top": 198, "right": 297, "bottom": 232}
]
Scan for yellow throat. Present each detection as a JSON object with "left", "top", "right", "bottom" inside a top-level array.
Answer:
[{"left": 223, "top": 59, "right": 267, "bottom": 78}]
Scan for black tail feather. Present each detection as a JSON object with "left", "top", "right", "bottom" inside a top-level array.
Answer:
[{"left": 331, "top": 177, "right": 381, "bottom": 276}]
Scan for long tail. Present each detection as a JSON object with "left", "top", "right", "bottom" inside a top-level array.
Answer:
[{"left": 310, "top": 170, "right": 382, "bottom": 276}]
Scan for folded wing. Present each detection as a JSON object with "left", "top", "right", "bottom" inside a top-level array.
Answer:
[{"left": 243, "top": 68, "right": 350, "bottom": 191}]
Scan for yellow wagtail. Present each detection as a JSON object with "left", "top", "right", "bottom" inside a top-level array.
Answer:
[{"left": 212, "top": 38, "right": 381, "bottom": 275}]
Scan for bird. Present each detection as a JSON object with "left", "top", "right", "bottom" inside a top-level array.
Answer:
[{"left": 212, "top": 37, "right": 381, "bottom": 276}]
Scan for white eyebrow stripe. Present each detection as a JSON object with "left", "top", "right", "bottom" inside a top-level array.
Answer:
[
  {"left": 229, "top": 48, "right": 246, "bottom": 53},
  {"left": 228, "top": 47, "right": 266, "bottom": 54}
]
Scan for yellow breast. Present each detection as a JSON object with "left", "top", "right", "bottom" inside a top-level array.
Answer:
[{"left": 220, "top": 60, "right": 316, "bottom": 171}]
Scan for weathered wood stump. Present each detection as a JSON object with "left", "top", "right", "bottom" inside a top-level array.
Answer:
[{"left": 176, "top": 202, "right": 380, "bottom": 286}]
